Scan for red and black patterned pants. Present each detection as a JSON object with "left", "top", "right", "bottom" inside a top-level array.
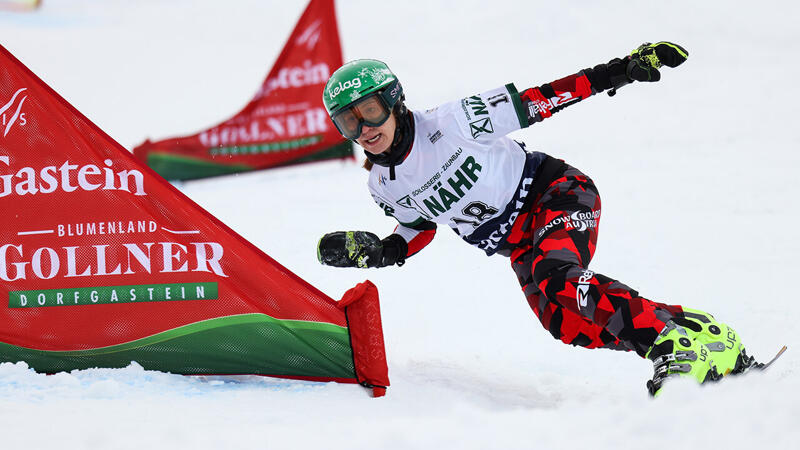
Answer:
[{"left": 508, "top": 163, "right": 682, "bottom": 357}]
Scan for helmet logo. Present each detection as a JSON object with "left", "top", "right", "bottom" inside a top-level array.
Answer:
[
  {"left": 360, "top": 67, "right": 390, "bottom": 84},
  {"left": 328, "top": 77, "right": 362, "bottom": 100}
]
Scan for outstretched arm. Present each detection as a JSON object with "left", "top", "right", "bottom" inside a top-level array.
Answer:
[{"left": 519, "top": 42, "right": 689, "bottom": 125}]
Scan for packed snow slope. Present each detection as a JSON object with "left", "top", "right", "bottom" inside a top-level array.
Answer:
[{"left": 2, "top": 1, "right": 799, "bottom": 449}]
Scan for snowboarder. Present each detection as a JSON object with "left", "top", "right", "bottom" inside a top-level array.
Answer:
[{"left": 316, "top": 42, "right": 751, "bottom": 395}]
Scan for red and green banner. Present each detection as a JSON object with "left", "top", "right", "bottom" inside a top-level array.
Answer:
[
  {"left": 132, "top": 0, "right": 352, "bottom": 181},
  {"left": 0, "top": 43, "right": 389, "bottom": 396}
]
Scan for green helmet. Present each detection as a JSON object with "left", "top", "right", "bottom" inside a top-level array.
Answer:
[
  {"left": 323, "top": 59, "right": 402, "bottom": 114},
  {"left": 323, "top": 59, "right": 404, "bottom": 139}
]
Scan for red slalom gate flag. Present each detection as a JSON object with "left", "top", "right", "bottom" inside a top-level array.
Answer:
[
  {"left": 133, "top": 0, "right": 352, "bottom": 181},
  {"left": 0, "top": 44, "right": 389, "bottom": 396},
  {"left": 0, "top": 0, "right": 41, "bottom": 12}
]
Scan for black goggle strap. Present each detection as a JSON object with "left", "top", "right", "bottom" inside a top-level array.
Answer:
[{"left": 380, "top": 79, "right": 402, "bottom": 109}]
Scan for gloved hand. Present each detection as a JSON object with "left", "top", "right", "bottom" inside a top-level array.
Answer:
[
  {"left": 317, "top": 231, "right": 385, "bottom": 268},
  {"left": 626, "top": 41, "right": 689, "bottom": 82},
  {"left": 606, "top": 41, "right": 688, "bottom": 96}
]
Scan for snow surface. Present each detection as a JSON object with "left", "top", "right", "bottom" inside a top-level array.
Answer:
[{"left": 2, "top": 1, "right": 799, "bottom": 449}]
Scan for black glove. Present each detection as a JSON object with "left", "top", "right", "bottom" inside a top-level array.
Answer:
[
  {"left": 626, "top": 41, "right": 689, "bottom": 82},
  {"left": 317, "top": 231, "right": 407, "bottom": 268},
  {"left": 606, "top": 41, "right": 689, "bottom": 96}
]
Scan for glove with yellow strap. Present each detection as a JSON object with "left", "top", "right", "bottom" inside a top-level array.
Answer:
[
  {"left": 607, "top": 41, "right": 689, "bottom": 95},
  {"left": 317, "top": 231, "right": 406, "bottom": 268},
  {"left": 627, "top": 41, "right": 689, "bottom": 82}
]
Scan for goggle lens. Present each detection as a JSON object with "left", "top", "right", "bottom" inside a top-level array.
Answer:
[{"left": 332, "top": 95, "right": 391, "bottom": 140}]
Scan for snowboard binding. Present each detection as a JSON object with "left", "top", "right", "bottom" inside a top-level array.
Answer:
[{"left": 646, "top": 309, "right": 787, "bottom": 397}]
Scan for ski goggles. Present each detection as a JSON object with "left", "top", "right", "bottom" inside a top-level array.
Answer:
[{"left": 330, "top": 87, "right": 396, "bottom": 140}]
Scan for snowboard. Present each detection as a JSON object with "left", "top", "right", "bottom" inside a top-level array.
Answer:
[{"left": 742, "top": 345, "right": 787, "bottom": 372}]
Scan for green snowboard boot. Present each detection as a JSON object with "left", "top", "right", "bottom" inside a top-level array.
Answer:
[
  {"left": 673, "top": 308, "right": 752, "bottom": 376},
  {"left": 646, "top": 320, "right": 720, "bottom": 396}
]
